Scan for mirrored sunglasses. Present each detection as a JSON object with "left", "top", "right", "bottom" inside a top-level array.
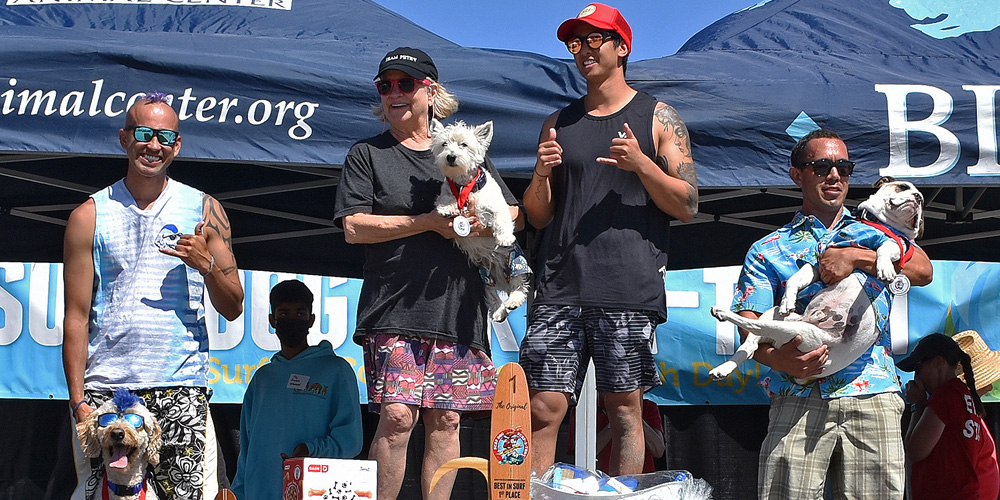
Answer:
[
  {"left": 566, "top": 31, "right": 618, "bottom": 54},
  {"left": 374, "top": 77, "right": 432, "bottom": 96},
  {"left": 98, "top": 412, "right": 144, "bottom": 429},
  {"left": 797, "top": 159, "right": 855, "bottom": 177},
  {"left": 129, "top": 126, "right": 179, "bottom": 146}
]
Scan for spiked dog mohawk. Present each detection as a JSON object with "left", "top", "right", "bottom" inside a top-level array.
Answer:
[{"left": 112, "top": 388, "right": 144, "bottom": 411}]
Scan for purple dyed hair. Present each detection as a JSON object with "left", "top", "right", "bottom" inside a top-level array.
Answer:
[{"left": 142, "top": 92, "right": 170, "bottom": 104}]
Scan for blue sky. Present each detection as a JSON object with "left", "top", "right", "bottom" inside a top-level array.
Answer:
[{"left": 371, "top": 0, "right": 760, "bottom": 61}]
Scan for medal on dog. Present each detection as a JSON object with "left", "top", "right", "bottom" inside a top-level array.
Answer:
[
  {"left": 448, "top": 168, "right": 481, "bottom": 238},
  {"left": 453, "top": 215, "right": 471, "bottom": 237},
  {"left": 890, "top": 274, "right": 911, "bottom": 295}
]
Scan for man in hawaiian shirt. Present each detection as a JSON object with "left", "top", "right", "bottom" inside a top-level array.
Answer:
[{"left": 730, "top": 129, "right": 933, "bottom": 500}]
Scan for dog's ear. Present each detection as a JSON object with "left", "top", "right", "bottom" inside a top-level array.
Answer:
[
  {"left": 473, "top": 121, "right": 494, "bottom": 149},
  {"left": 914, "top": 207, "right": 925, "bottom": 239},
  {"left": 430, "top": 118, "right": 444, "bottom": 137},
  {"left": 146, "top": 419, "right": 162, "bottom": 466},
  {"left": 76, "top": 411, "right": 102, "bottom": 458},
  {"left": 873, "top": 176, "right": 896, "bottom": 189}
]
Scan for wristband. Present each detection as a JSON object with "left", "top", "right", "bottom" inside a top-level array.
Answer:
[
  {"left": 534, "top": 167, "right": 550, "bottom": 179},
  {"left": 72, "top": 400, "right": 86, "bottom": 414},
  {"left": 200, "top": 255, "right": 215, "bottom": 276}
]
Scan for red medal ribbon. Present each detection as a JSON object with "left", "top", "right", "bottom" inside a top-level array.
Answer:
[
  {"left": 859, "top": 219, "right": 914, "bottom": 269},
  {"left": 448, "top": 169, "right": 481, "bottom": 211}
]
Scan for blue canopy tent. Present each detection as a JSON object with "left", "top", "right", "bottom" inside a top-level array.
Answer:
[
  {"left": 3, "top": 0, "right": 1000, "bottom": 498},
  {"left": 2, "top": 0, "right": 999, "bottom": 273}
]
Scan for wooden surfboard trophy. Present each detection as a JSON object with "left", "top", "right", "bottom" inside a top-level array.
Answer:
[{"left": 430, "top": 362, "right": 532, "bottom": 499}]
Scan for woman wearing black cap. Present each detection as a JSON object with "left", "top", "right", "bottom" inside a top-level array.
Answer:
[
  {"left": 334, "top": 47, "right": 521, "bottom": 500},
  {"left": 900, "top": 333, "right": 999, "bottom": 500}
]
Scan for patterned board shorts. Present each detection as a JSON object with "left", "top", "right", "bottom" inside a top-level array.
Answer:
[
  {"left": 78, "top": 386, "right": 212, "bottom": 500},
  {"left": 519, "top": 305, "right": 662, "bottom": 404},
  {"left": 363, "top": 334, "right": 497, "bottom": 413}
]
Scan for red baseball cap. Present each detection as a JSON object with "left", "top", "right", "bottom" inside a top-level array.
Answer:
[{"left": 557, "top": 3, "right": 633, "bottom": 55}]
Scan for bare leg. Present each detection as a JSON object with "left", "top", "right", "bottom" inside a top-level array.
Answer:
[
  {"left": 603, "top": 389, "right": 644, "bottom": 475},
  {"left": 369, "top": 403, "right": 419, "bottom": 500},
  {"left": 421, "top": 408, "right": 462, "bottom": 500},
  {"left": 529, "top": 389, "right": 570, "bottom": 475}
]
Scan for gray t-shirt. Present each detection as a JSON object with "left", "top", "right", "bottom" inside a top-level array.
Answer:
[{"left": 334, "top": 131, "right": 517, "bottom": 352}]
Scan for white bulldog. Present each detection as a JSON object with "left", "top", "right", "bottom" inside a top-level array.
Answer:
[{"left": 709, "top": 177, "right": 924, "bottom": 383}]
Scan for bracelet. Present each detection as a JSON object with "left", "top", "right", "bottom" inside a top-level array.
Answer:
[
  {"left": 72, "top": 400, "right": 86, "bottom": 414},
  {"left": 200, "top": 255, "right": 215, "bottom": 276},
  {"left": 534, "top": 167, "right": 550, "bottom": 179}
]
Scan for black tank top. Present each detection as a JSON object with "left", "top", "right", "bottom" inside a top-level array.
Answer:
[{"left": 534, "top": 91, "right": 670, "bottom": 320}]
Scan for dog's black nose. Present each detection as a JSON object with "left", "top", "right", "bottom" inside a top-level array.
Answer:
[
  {"left": 446, "top": 154, "right": 457, "bottom": 165},
  {"left": 111, "top": 428, "right": 125, "bottom": 442}
]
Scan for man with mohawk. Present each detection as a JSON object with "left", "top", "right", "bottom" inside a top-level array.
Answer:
[{"left": 62, "top": 92, "right": 244, "bottom": 500}]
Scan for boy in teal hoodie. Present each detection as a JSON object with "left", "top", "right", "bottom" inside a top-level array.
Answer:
[{"left": 231, "top": 279, "right": 362, "bottom": 500}]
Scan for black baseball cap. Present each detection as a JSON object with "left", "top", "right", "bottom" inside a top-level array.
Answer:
[
  {"left": 375, "top": 47, "right": 438, "bottom": 81},
  {"left": 897, "top": 333, "right": 961, "bottom": 372}
]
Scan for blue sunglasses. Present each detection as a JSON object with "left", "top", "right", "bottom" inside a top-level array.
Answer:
[
  {"left": 98, "top": 412, "right": 144, "bottom": 429},
  {"left": 128, "top": 126, "right": 179, "bottom": 146}
]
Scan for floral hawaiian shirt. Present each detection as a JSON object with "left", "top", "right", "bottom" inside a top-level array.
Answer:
[{"left": 731, "top": 209, "right": 901, "bottom": 399}]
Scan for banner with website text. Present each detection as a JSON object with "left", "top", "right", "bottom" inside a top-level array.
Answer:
[{"left": 1, "top": 261, "right": 997, "bottom": 405}]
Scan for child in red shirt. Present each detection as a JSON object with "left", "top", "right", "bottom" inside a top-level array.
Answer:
[{"left": 899, "top": 333, "right": 999, "bottom": 500}]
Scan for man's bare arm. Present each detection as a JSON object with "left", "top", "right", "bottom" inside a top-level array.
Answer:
[
  {"left": 62, "top": 200, "right": 96, "bottom": 422},
  {"left": 649, "top": 102, "right": 698, "bottom": 221},
  {"left": 199, "top": 196, "right": 243, "bottom": 320},
  {"left": 523, "top": 112, "right": 560, "bottom": 229},
  {"left": 819, "top": 245, "right": 933, "bottom": 286}
]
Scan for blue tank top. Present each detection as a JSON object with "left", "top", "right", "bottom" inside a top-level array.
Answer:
[
  {"left": 86, "top": 178, "right": 208, "bottom": 389},
  {"left": 534, "top": 91, "right": 670, "bottom": 320}
]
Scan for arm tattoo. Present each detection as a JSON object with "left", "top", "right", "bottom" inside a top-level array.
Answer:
[
  {"left": 657, "top": 156, "right": 699, "bottom": 213},
  {"left": 202, "top": 195, "right": 233, "bottom": 251},
  {"left": 676, "top": 160, "right": 698, "bottom": 189},
  {"left": 681, "top": 162, "right": 698, "bottom": 213},
  {"left": 654, "top": 103, "right": 692, "bottom": 157}
]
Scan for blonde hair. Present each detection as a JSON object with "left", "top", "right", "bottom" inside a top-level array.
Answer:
[{"left": 371, "top": 79, "right": 459, "bottom": 122}]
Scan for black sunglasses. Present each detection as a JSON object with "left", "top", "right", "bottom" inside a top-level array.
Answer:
[
  {"left": 374, "top": 77, "right": 431, "bottom": 96},
  {"left": 128, "top": 126, "right": 179, "bottom": 146},
  {"left": 797, "top": 159, "right": 855, "bottom": 177},
  {"left": 565, "top": 31, "right": 619, "bottom": 54}
]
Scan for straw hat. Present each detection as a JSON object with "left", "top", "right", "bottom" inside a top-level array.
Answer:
[{"left": 954, "top": 330, "right": 1000, "bottom": 391}]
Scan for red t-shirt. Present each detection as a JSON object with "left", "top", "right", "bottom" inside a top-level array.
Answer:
[{"left": 911, "top": 378, "right": 999, "bottom": 500}]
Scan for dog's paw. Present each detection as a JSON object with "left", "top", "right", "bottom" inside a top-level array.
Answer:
[
  {"left": 495, "top": 233, "right": 516, "bottom": 247},
  {"left": 503, "top": 290, "right": 526, "bottom": 309},
  {"left": 709, "top": 307, "right": 728, "bottom": 321},
  {"left": 492, "top": 307, "right": 510, "bottom": 323},
  {"left": 876, "top": 262, "right": 897, "bottom": 282},
  {"left": 709, "top": 362, "right": 737, "bottom": 381},
  {"left": 778, "top": 296, "right": 796, "bottom": 316},
  {"left": 437, "top": 205, "right": 457, "bottom": 218}
]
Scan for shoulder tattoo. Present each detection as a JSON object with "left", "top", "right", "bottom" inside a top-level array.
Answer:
[
  {"left": 654, "top": 103, "right": 692, "bottom": 158},
  {"left": 202, "top": 195, "right": 233, "bottom": 252}
]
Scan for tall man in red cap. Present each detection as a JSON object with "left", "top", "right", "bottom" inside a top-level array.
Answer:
[{"left": 520, "top": 3, "right": 698, "bottom": 475}]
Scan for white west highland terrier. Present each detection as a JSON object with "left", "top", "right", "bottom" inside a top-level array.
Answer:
[{"left": 431, "top": 119, "right": 531, "bottom": 322}]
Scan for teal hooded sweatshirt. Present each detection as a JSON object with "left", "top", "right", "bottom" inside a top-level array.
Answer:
[{"left": 231, "top": 341, "right": 362, "bottom": 500}]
